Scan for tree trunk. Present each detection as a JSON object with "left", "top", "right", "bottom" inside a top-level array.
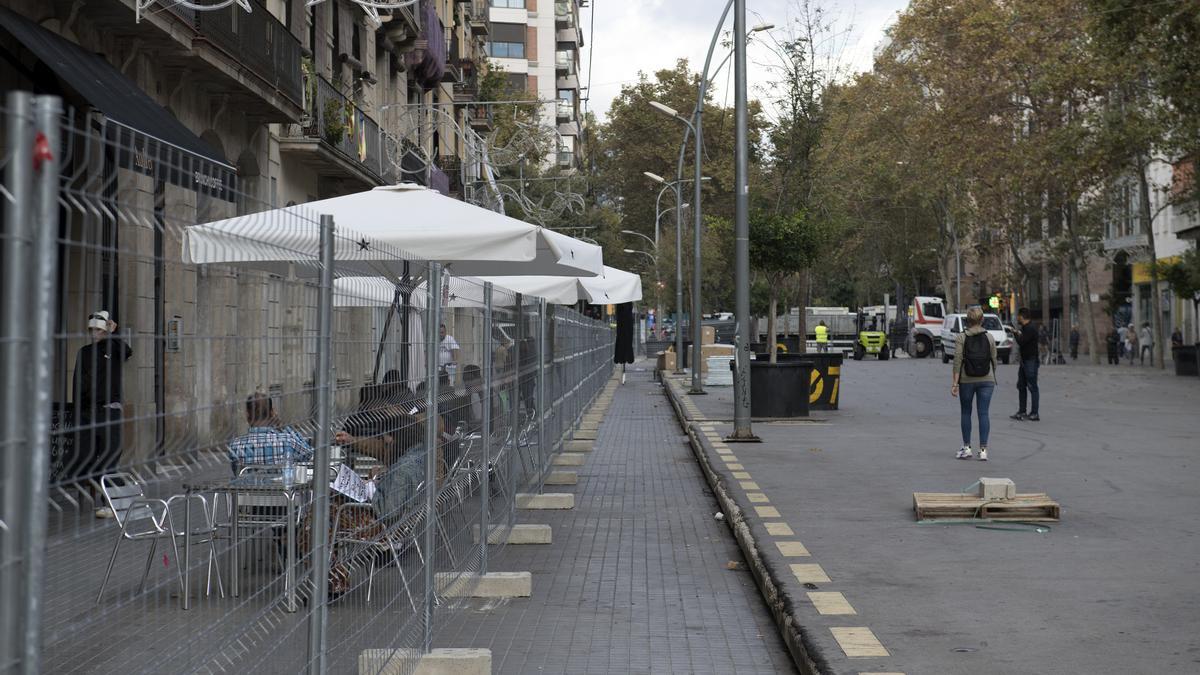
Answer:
[
  {"left": 796, "top": 270, "right": 810, "bottom": 353},
  {"left": 768, "top": 292, "right": 778, "bottom": 364},
  {"left": 1064, "top": 199, "right": 1101, "bottom": 364},
  {"left": 1136, "top": 155, "right": 1166, "bottom": 369}
]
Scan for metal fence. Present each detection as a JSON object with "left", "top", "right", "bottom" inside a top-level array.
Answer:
[{"left": 0, "top": 92, "right": 614, "bottom": 675}]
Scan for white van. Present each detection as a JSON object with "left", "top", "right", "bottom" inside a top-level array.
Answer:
[{"left": 940, "top": 313, "right": 1012, "bottom": 365}]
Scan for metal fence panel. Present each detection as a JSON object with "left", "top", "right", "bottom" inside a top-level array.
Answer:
[{"left": 0, "top": 91, "right": 616, "bottom": 675}]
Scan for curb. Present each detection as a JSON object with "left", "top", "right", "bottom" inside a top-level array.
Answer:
[{"left": 660, "top": 376, "right": 830, "bottom": 675}]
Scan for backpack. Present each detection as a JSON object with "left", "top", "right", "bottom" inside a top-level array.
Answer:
[{"left": 962, "top": 332, "right": 992, "bottom": 377}]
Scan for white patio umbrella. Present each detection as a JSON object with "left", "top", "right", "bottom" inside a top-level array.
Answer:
[
  {"left": 579, "top": 266, "right": 643, "bottom": 304},
  {"left": 475, "top": 266, "right": 644, "bottom": 306},
  {"left": 182, "top": 183, "right": 603, "bottom": 278}
]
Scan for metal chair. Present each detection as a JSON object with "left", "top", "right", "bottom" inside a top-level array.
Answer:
[
  {"left": 329, "top": 502, "right": 424, "bottom": 610},
  {"left": 210, "top": 464, "right": 313, "bottom": 572},
  {"left": 95, "top": 472, "right": 223, "bottom": 604}
]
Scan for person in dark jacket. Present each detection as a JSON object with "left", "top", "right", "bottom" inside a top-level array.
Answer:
[
  {"left": 71, "top": 311, "right": 132, "bottom": 516},
  {"left": 1069, "top": 325, "right": 1080, "bottom": 360},
  {"left": 1011, "top": 308, "right": 1040, "bottom": 421},
  {"left": 1106, "top": 328, "right": 1121, "bottom": 365}
]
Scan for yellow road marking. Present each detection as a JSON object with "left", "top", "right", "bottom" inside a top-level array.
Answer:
[
  {"left": 775, "top": 541, "right": 810, "bottom": 557},
  {"left": 790, "top": 563, "right": 831, "bottom": 583},
  {"left": 739, "top": 481, "right": 759, "bottom": 490},
  {"left": 721, "top": 454, "right": 739, "bottom": 462},
  {"left": 764, "top": 522, "right": 794, "bottom": 536},
  {"left": 755, "top": 506, "right": 781, "bottom": 518},
  {"left": 747, "top": 493, "right": 769, "bottom": 503},
  {"left": 808, "top": 592, "right": 856, "bottom": 615},
  {"left": 727, "top": 463, "right": 744, "bottom": 470},
  {"left": 830, "top": 627, "right": 889, "bottom": 657},
  {"left": 716, "top": 447, "right": 733, "bottom": 455},
  {"left": 732, "top": 471, "right": 752, "bottom": 480}
]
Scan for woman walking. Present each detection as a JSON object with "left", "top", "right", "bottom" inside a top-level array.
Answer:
[{"left": 952, "top": 307, "right": 998, "bottom": 461}]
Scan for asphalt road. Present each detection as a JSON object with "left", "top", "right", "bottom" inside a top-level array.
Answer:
[{"left": 682, "top": 356, "right": 1200, "bottom": 674}]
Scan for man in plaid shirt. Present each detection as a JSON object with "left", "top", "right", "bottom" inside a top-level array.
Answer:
[{"left": 228, "top": 393, "right": 314, "bottom": 473}]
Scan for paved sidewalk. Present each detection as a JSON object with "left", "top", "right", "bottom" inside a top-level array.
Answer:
[
  {"left": 663, "top": 359, "right": 1200, "bottom": 675},
  {"left": 433, "top": 365, "right": 795, "bottom": 674}
]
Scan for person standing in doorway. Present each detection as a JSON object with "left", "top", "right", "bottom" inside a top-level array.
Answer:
[
  {"left": 1138, "top": 322, "right": 1154, "bottom": 365},
  {"left": 71, "top": 311, "right": 133, "bottom": 517},
  {"left": 1011, "top": 307, "right": 1040, "bottom": 422},
  {"left": 1069, "top": 325, "right": 1080, "bottom": 360},
  {"left": 815, "top": 320, "right": 830, "bottom": 353},
  {"left": 438, "top": 323, "right": 461, "bottom": 388},
  {"left": 952, "top": 307, "right": 997, "bottom": 461}
]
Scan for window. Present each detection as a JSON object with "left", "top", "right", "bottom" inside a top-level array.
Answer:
[
  {"left": 489, "top": 22, "right": 525, "bottom": 58},
  {"left": 922, "top": 302, "right": 944, "bottom": 319},
  {"left": 488, "top": 42, "right": 526, "bottom": 58},
  {"left": 982, "top": 316, "right": 1003, "bottom": 330},
  {"left": 505, "top": 73, "right": 527, "bottom": 93},
  {"left": 490, "top": 0, "right": 526, "bottom": 7}
]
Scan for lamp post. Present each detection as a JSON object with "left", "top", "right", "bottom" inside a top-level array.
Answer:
[
  {"left": 644, "top": 172, "right": 708, "bottom": 370},
  {"left": 649, "top": 101, "right": 699, "bottom": 374},
  {"left": 683, "top": 16, "right": 774, "bottom": 395},
  {"left": 731, "top": 0, "right": 756, "bottom": 439},
  {"left": 622, "top": 231, "right": 665, "bottom": 329}
]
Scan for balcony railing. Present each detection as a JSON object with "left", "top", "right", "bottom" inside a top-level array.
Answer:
[
  {"left": 290, "top": 73, "right": 384, "bottom": 182},
  {"left": 556, "top": 99, "right": 575, "bottom": 121},
  {"left": 192, "top": 0, "right": 303, "bottom": 106},
  {"left": 555, "top": 50, "right": 575, "bottom": 73},
  {"left": 557, "top": 151, "right": 575, "bottom": 168}
]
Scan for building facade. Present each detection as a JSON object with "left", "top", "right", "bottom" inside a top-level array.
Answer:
[
  {"left": 0, "top": 0, "right": 493, "bottom": 466},
  {"left": 486, "top": 0, "right": 583, "bottom": 170}
]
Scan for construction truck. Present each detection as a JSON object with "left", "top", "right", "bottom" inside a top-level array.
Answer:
[{"left": 905, "top": 296, "right": 946, "bottom": 358}]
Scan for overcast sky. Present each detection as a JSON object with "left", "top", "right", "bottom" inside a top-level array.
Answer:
[{"left": 578, "top": 0, "right": 909, "bottom": 122}]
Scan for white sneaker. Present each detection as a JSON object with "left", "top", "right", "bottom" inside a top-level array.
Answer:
[
  {"left": 95, "top": 507, "right": 115, "bottom": 519},
  {"left": 978, "top": 448, "right": 989, "bottom": 461},
  {"left": 955, "top": 446, "right": 973, "bottom": 460}
]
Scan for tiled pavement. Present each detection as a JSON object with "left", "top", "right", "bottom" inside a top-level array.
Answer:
[{"left": 433, "top": 365, "right": 795, "bottom": 674}]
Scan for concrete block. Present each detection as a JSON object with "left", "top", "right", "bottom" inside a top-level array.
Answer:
[
  {"left": 565, "top": 439, "right": 593, "bottom": 452},
  {"left": 979, "top": 477, "right": 1016, "bottom": 500},
  {"left": 359, "top": 648, "right": 491, "bottom": 675},
  {"left": 436, "top": 572, "right": 532, "bottom": 598},
  {"left": 573, "top": 429, "right": 598, "bottom": 441},
  {"left": 473, "top": 523, "right": 552, "bottom": 545},
  {"left": 516, "top": 492, "right": 575, "bottom": 509},
  {"left": 552, "top": 452, "right": 585, "bottom": 466},
  {"left": 545, "top": 470, "right": 578, "bottom": 485}
]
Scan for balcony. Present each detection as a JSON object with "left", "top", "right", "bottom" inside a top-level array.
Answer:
[
  {"left": 79, "top": 0, "right": 304, "bottom": 121},
  {"left": 557, "top": 151, "right": 576, "bottom": 169},
  {"left": 556, "top": 99, "right": 575, "bottom": 121},
  {"left": 469, "top": 0, "right": 491, "bottom": 35},
  {"left": 555, "top": 50, "right": 576, "bottom": 74},
  {"left": 468, "top": 105, "right": 494, "bottom": 132},
  {"left": 555, "top": 1, "right": 574, "bottom": 26},
  {"left": 1104, "top": 232, "right": 1149, "bottom": 252},
  {"left": 279, "top": 74, "right": 386, "bottom": 187}
]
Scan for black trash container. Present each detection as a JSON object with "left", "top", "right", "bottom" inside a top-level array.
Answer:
[
  {"left": 1173, "top": 345, "right": 1199, "bottom": 376},
  {"left": 733, "top": 359, "right": 812, "bottom": 418},
  {"left": 803, "top": 353, "right": 844, "bottom": 410}
]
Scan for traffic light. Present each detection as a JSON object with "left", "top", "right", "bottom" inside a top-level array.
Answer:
[{"left": 988, "top": 294, "right": 1001, "bottom": 310}]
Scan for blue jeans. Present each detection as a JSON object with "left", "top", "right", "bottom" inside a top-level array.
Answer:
[
  {"left": 1016, "top": 358, "right": 1040, "bottom": 415},
  {"left": 959, "top": 382, "right": 995, "bottom": 447}
]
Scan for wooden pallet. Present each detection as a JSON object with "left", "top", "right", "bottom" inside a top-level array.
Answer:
[{"left": 913, "top": 492, "right": 1061, "bottom": 522}]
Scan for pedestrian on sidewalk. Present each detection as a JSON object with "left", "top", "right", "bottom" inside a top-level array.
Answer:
[
  {"left": 815, "top": 320, "right": 830, "bottom": 353},
  {"left": 1139, "top": 322, "right": 1154, "bottom": 365},
  {"left": 1106, "top": 327, "right": 1121, "bottom": 365},
  {"left": 1069, "top": 325, "right": 1080, "bottom": 360},
  {"left": 1126, "top": 324, "right": 1138, "bottom": 365},
  {"left": 1117, "top": 323, "right": 1129, "bottom": 360},
  {"left": 952, "top": 307, "right": 997, "bottom": 461},
  {"left": 70, "top": 310, "right": 133, "bottom": 518},
  {"left": 1011, "top": 307, "right": 1041, "bottom": 422},
  {"left": 439, "top": 323, "right": 461, "bottom": 387}
]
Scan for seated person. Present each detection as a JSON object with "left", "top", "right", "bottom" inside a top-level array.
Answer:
[{"left": 227, "top": 393, "right": 313, "bottom": 474}]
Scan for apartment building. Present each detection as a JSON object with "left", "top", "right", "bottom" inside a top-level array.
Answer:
[
  {"left": 0, "top": 0, "right": 489, "bottom": 463},
  {"left": 486, "top": 0, "right": 584, "bottom": 170}
]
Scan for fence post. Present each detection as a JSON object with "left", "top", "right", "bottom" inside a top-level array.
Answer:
[
  {"left": 20, "top": 94, "right": 62, "bottom": 675},
  {"left": 480, "top": 283, "right": 493, "bottom": 573},
  {"left": 510, "top": 294, "right": 521, "bottom": 517},
  {"left": 536, "top": 298, "right": 547, "bottom": 482},
  {"left": 423, "top": 263, "right": 442, "bottom": 653},
  {"left": 306, "top": 214, "right": 335, "bottom": 675},
  {"left": 0, "top": 90, "right": 35, "bottom": 675}
]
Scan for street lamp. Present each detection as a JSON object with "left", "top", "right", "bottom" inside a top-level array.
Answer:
[
  {"left": 622, "top": 231, "right": 665, "bottom": 326},
  {"left": 649, "top": 101, "right": 701, "bottom": 374},
  {"left": 731, "top": 0, "right": 754, "bottom": 438}
]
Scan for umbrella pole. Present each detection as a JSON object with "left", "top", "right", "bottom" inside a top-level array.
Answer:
[{"left": 372, "top": 287, "right": 403, "bottom": 383}]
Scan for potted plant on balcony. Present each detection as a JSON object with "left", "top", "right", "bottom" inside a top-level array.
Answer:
[
  {"left": 323, "top": 98, "right": 347, "bottom": 144},
  {"left": 1162, "top": 248, "right": 1200, "bottom": 375}
]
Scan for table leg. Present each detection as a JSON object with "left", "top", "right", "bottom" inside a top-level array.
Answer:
[
  {"left": 231, "top": 490, "right": 240, "bottom": 598},
  {"left": 183, "top": 494, "right": 192, "bottom": 610},
  {"left": 286, "top": 491, "right": 296, "bottom": 612}
]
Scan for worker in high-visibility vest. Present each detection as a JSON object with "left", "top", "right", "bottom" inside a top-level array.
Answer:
[{"left": 815, "top": 320, "right": 830, "bottom": 353}]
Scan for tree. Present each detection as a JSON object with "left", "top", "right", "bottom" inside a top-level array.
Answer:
[
  {"left": 749, "top": 210, "right": 823, "bottom": 362},
  {"left": 1161, "top": 248, "right": 1200, "bottom": 344}
]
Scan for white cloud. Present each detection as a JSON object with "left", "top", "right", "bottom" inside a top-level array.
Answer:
[{"left": 579, "top": 0, "right": 907, "bottom": 122}]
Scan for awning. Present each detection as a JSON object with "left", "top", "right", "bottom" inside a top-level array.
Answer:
[
  {"left": 0, "top": 6, "right": 236, "bottom": 200},
  {"left": 184, "top": 184, "right": 602, "bottom": 278},
  {"left": 477, "top": 266, "right": 644, "bottom": 306}
]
